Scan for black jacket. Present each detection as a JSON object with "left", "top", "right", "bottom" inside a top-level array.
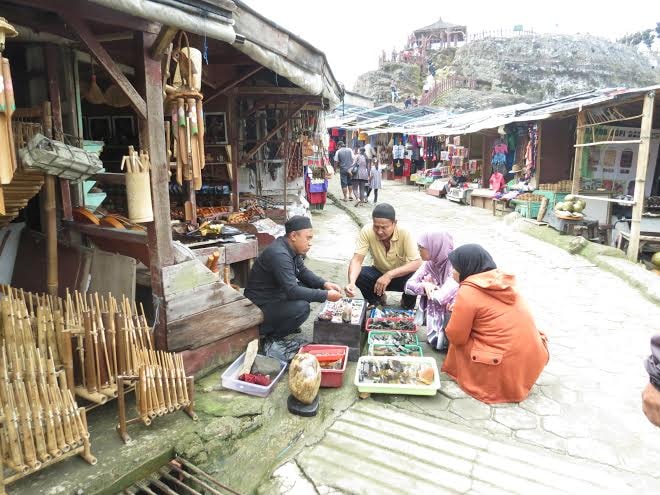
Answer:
[
  {"left": 244, "top": 236, "right": 327, "bottom": 306},
  {"left": 646, "top": 334, "right": 660, "bottom": 390}
]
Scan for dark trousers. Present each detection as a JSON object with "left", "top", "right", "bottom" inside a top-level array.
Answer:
[
  {"left": 366, "top": 187, "right": 379, "bottom": 203},
  {"left": 258, "top": 300, "right": 310, "bottom": 337},
  {"left": 356, "top": 266, "right": 416, "bottom": 309}
]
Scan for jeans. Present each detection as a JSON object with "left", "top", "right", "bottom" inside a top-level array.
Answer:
[
  {"left": 258, "top": 299, "right": 311, "bottom": 337},
  {"left": 352, "top": 179, "right": 367, "bottom": 201},
  {"left": 356, "top": 266, "right": 416, "bottom": 308}
]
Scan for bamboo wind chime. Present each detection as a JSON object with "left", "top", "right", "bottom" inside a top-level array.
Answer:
[
  {"left": 166, "top": 32, "right": 205, "bottom": 191},
  {"left": 0, "top": 18, "right": 19, "bottom": 216},
  {"left": 0, "top": 290, "right": 95, "bottom": 493}
]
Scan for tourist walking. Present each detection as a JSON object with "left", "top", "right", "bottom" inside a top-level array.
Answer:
[{"left": 350, "top": 147, "right": 369, "bottom": 207}]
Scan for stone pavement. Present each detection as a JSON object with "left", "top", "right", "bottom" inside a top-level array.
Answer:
[{"left": 258, "top": 177, "right": 660, "bottom": 493}]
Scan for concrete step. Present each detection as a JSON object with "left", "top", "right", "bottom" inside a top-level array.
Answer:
[{"left": 294, "top": 400, "right": 639, "bottom": 495}]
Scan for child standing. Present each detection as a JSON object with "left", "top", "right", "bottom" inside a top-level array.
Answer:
[{"left": 366, "top": 161, "right": 382, "bottom": 204}]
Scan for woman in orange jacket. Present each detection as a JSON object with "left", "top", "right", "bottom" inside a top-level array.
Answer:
[{"left": 443, "top": 244, "right": 549, "bottom": 404}]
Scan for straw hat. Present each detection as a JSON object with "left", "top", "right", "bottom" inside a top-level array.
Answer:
[{"left": 509, "top": 164, "right": 523, "bottom": 174}]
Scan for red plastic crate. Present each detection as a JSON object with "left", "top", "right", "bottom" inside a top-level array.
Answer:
[
  {"left": 364, "top": 317, "right": 417, "bottom": 334},
  {"left": 299, "top": 344, "right": 348, "bottom": 388}
]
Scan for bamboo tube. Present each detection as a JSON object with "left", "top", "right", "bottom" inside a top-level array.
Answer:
[
  {"left": 24, "top": 356, "right": 50, "bottom": 463},
  {"left": 69, "top": 392, "right": 90, "bottom": 439},
  {"left": 60, "top": 387, "right": 81, "bottom": 446},
  {"left": 14, "top": 382, "right": 40, "bottom": 469},
  {"left": 45, "top": 175, "right": 58, "bottom": 296},
  {"left": 173, "top": 106, "right": 182, "bottom": 185},
  {"left": 82, "top": 311, "right": 97, "bottom": 394},
  {"left": 160, "top": 353, "right": 174, "bottom": 413},
  {"left": 197, "top": 99, "right": 205, "bottom": 169},
  {"left": 171, "top": 354, "right": 184, "bottom": 408},
  {"left": 55, "top": 310, "right": 74, "bottom": 396},
  {"left": 2, "top": 353, "right": 25, "bottom": 469},
  {"left": 102, "top": 310, "right": 117, "bottom": 381},
  {"left": 146, "top": 365, "right": 159, "bottom": 419},
  {"left": 48, "top": 381, "right": 69, "bottom": 453},
  {"left": 153, "top": 365, "right": 166, "bottom": 416},
  {"left": 115, "top": 312, "right": 126, "bottom": 376},
  {"left": 34, "top": 350, "right": 60, "bottom": 458},
  {"left": 177, "top": 354, "right": 189, "bottom": 406},
  {"left": 138, "top": 365, "right": 150, "bottom": 425},
  {"left": 44, "top": 306, "right": 59, "bottom": 365}
]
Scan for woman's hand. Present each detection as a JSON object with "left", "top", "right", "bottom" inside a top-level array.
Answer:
[{"left": 421, "top": 282, "right": 436, "bottom": 298}]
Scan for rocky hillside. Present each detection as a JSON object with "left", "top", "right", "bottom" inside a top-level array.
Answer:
[
  {"left": 352, "top": 62, "right": 421, "bottom": 105},
  {"left": 355, "top": 34, "right": 658, "bottom": 111}
]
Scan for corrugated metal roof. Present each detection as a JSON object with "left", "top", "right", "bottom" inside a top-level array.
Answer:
[{"left": 394, "top": 85, "right": 660, "bottom": 136}]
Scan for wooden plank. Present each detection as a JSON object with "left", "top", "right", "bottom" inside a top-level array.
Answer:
[
  {"left": 164, "top": 281, "right": 244, "bottom": 322},
  {"left": 91, "top": 172, "right": 126, "bottom": 185},
  {"left": 64, "top": 221, "right": 148, "bottom": 243},
  {"left": 571, "top": 111, "right": 586, "bottom": 195},
  {"left": 205, "top": 67, "right": 263, "bottom": 104},
  {"left": 162, "top": 259, "right": 217, "bottom": 295},
  {"left": 66, "top": 15, "right": 147, "bottom": 119},
  {"left": 89, "top": 248, "right": 137, "bottom": 301},
  {"left": 180, "top": 326, "right": 259, "bottom": 377},
  {"left": 627, "top": 91, "right": 656, "bottom": 262},
  {"left": 167, "top": 298, "right": 263, "bottom": 351},
  {"left": 243, "top": 102, "right": 307, "bottom": 162},
  {"left": 149, "top": 26, "right": 179, "bottom": 59},
  {"left": 223, "top": 240, "right": 258, "bottom": 264},
  {"left": 135, "top": 31, "right": 175, "bottom": 350}
]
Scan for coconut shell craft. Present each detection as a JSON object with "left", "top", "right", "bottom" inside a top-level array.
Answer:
[{"left": 288, "top": 353, "right": 321, "bottom": 405}]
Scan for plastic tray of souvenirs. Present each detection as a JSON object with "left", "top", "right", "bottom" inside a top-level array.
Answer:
[
  {"left": 354, "top": 356, "right": 440, "bottom": 395},
  {"left": 299, "top": 344, "right": 349, "bottom": 388}
]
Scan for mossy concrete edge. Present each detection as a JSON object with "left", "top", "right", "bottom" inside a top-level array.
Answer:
[{"left": 518, "top": 220, "right": 660, "bottom": 306}]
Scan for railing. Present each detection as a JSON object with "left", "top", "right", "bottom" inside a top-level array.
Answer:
[
  {"left": 467, "top": 29, "right": 536, "bottom": 43},
  {"left": 419, "top": 77, "right": 476, "bottom": 106}
]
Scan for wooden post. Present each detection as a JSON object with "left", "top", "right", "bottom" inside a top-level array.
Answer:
[
  {"left": 44, "top": 45, "right": 73, "bottom": 221},
  {"left": 283, "top": 104, "right": 289, "bottom": 218},
  {"left": 44, "top": 45, "right": 62, "bottom": 296},
  {"left": 627, "top": 91, "right": 655, "bottom": 262},
  {"left": 135, "top": 31, "right": 174, "bottom": 350},
  {"left": 571, "top": 111, "right": 586, "bottom": 195},
  {"left": 227, "top": 90, "right": 240, "bottom": 211}
]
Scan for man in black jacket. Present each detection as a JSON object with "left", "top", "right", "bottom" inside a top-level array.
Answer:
[
  {"left": 245, "top": 216, "right": 343, "bottom": 338},
  {"left": 643, "top": 334, "right": 660, "bottom": 427}
]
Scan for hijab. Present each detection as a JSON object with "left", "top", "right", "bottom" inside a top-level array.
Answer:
[
  {"left": 447, "top": 244, "right": 497, "bottom": 282},
  {"left": 418, "top": 231, "right": 454, "bottom": 283}
]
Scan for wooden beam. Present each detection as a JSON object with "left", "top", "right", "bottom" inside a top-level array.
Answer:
[
  {"left": 571, "top": 111, "right": 586, "bottom": 195},
  {"left": 135, "top": 31, "right": 175, "bottom": 351},
  {"left": 149, "top": 26, "right": 179, "bottom": 59},
  {"left": 236, "top": 86, "right": 312, "bottom": 96},
  {"left": 17, "top": 0, "right": 158, "bottom": 33},
  {"left": 243, "top": 102, "right": 307, "bottom": 163},
  {"left": 205, "top": 67, "right": 263, "bottom": 105},
  {"left": 65, "top": 15, "right": 147, "bottom": 119},
  {"left": 627, "top": 90, "right": 655, "bottom": 262}
]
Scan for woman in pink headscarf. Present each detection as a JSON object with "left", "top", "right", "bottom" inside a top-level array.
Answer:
[{"left": 405, "top": 231, "right": 458, "bottom": 351}]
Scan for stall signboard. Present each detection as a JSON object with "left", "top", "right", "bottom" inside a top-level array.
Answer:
[{"left": 584, "top": 125, "right": 660, "bottom": 196}]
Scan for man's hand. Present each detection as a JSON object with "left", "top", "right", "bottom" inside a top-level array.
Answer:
[
  {"left": 327, "top": 290, "right": 343, "bottom": 302},
  {"left": 642, "top": 383, "right": 660, "bottom": 427},
  {"left": 344, "top": 283, "right": 357, "bottom": 298},
  {"left": 324, "top": 282, "right": 342, "bottom": 292},
  {"left": 421, "top": 282, "right": 437, "bottom": 298},
  {"left": 374, "top": 273, "right": 392, "bottom": 296}
]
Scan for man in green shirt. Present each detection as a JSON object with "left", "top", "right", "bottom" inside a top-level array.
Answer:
[{"left": 345, "top": 203, "right": 422, "bottom": 309}]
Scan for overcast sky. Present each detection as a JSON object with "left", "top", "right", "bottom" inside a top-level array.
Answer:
[{"left": 243, "top": 0, "right": 659, "bottom": 89}]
